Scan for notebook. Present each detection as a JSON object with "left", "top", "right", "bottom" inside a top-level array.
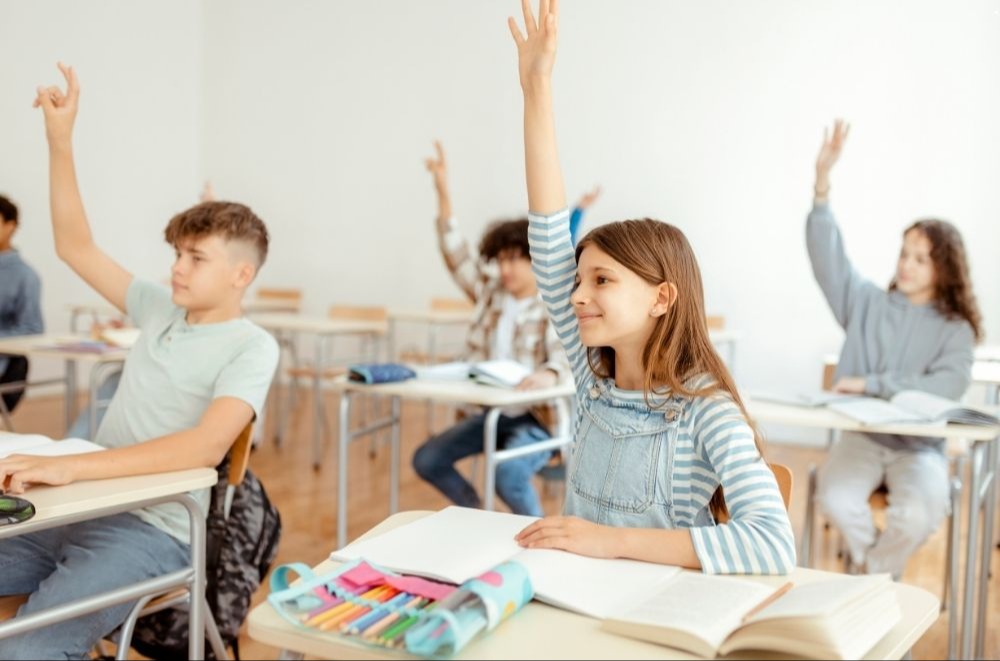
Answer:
[
  {"left": 0, "top": 435, "right": 105, "bottom": 459},
  {"left": 601, "top": 573, "right": 901, "bottom": 659},
  {"left": 827, "top": 390, "right": 999, "bottom": 427},
  {"left": 751, "top": 389, "right": 861, "bottom": 408},
  {"left": 414, "top": 360, "right": 532, "bottom": 389},
  {"left": 329, "top": 506, "right": 682, "bottom": 619}
]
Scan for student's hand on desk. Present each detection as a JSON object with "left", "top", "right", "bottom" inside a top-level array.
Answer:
[
  {"left": 516, "top": 369, "right": 558, "bottom": 391},
  {"left": 33, "top": 62, "right": 80, "bottom": 146},
  {"left": 0, "top": 455, "right": 76, "bottom": 495},
  {"left": 515, "top": 516, "right": 620, "bottom": 558},
  {"left": 833, "top": 376, "right": 866, "bottom": 394}
]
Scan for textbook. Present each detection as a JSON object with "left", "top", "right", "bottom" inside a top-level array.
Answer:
[
  {"left": 601, "top": 573, "right": 900, "bottom": 659},
  {"left": 330, "top": 506, "right": 682, "bottom": 619},
  {"left": 826, "top": 390, "right": 999, "bottom": 427},
  {"left": 750, "top": 389, "right": 860, "bottom": 408},
  {"left": 0, "top": 435, "right": 104, "bottom": 459},
  {"left": 414, "top": 360, "right": 532, "bottom": 389}
]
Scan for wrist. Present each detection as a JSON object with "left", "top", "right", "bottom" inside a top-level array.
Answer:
[
  {"left": 47, "top": 137, "right": 73, "bottom": 154},
  {"left": 521, "top": 76, "right": 553, "bottom": 99}
]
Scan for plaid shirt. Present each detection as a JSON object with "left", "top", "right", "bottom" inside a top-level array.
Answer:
[{"left": 437, "top": 217, "right": 571, "bottom": 426}]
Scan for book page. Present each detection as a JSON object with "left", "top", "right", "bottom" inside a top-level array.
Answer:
[
  {"left": 747, "top": 574, "right": 889, "bottom": 622},
  {"left": 329, "top": 507, "right": 537, "bottom": 584},
  {"left": 613, "top": 573, "right": 775, "bottom": 651},
  {"left": 512, "top": 548, "right": 682, "bottom": 619},
  {"left": 826, "top": 397, "right": 933, "bottom": 426},
  {"left": 892, "top": 390, "right": 999, "bottom": 426},
  {"left": 469, "top": 360, "right": 531, "bottom": 388},
  {"left": 0, "top": 435, "right": 104, "bottom": 459},
  {"left": 414, "top": 362, "right": 472, "bottom": 381}
]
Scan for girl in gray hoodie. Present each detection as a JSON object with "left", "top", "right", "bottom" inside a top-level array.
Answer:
[{"left": 807, "top": 120, "right": 983, "bottom": 579}]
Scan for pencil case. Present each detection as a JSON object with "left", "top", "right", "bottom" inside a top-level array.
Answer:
[
  {"left": 347, "top": 363, "right": 416, "bottom": 384},
  {"left": 267, "top": 558, "right": 532, "bottom": 658}
]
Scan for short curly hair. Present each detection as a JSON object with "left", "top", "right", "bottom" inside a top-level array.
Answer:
[
  {"left": 478, "top": 217, "right": 530, "bottom": 261},
  {"left": 164, "top": 201, "right": 269, "bottom": 267}
]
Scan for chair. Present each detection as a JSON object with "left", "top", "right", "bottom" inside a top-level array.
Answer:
[
  {"left": 254, "top": 287, "right": 303, "bottom": 313},
  {"left": 286, "top": 305, "right": 388, "bottom": 381},
  {"left": 705, "top": 315, "right": 726, "bottom": 331},
  {"left": 714, "top": 463, "right": 793, "bottom": 524},
  {"left": 398, "top": 298, "right": 473, "bottom": 365},
  {"left": 800, "top": 360, "right": 961, "bottom": 618},
  {"left": 112, "top": 422, "right": 256, "bottom": 660}
]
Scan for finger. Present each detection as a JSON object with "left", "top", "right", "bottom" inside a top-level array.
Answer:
[
  {"left": 35, "top": 86, "right": 55, "bottom": 111},
  {"left": 7, "top": 471, "right": 26, "bottom": 495},
  {"left": 508, "top": 16, "right": 526, "bottom": 45},
  {"left": 521, "top": 0, "right": 537, "bottom": 35},
  {"left": 526, "top": 534, "right": 569, "bottom": 550},
  {"left": 843, "top": 122, "right": 851, "bottom": 142},
  {"left": 540, "top": 0, "right": 550, "bottom": 23},
  {"left": 47, "top": 86, "right": 66, "bottom": 106},
  {"left": 66, "top": 65, "right": 81, "bottom": 104}
]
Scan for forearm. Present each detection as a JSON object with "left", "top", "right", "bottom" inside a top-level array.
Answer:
[
  {"left": 48, "top": 141, "right": 96, "bottom": 261},
  {"left": 70, "top": 430, "right": 225, "bottom": 482},
  {"left": 616, "top": 527, "right": 702, "bottom": 569},
  {"left": 434, "top": 184, "right": 453, "bottom": 231},
  {"left": 522, "top": 81, "right": 566, "bottom": 214}
]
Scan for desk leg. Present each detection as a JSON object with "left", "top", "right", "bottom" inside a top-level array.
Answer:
[
  {"left": 961, "top": 442, "right": 985, "bottom": 659},
  {"left": 482, "top": 408, "right": 502, "bottom": 511},
  {"left": 426, "top": 323, "right": 439, "bottom": 434},
  {"left": 390, "top": 396, "right": 401, "bottom": 515},
  {"left": 312, "top": 337, "right": 326, "bottom": 471},
  {"left": 975, "top": 439, "right": 998, "bottom": 658},
  {"left": 273, "top": 330, "right": 287, "bottom": 447},
  {"left": 277, "top": 651, "right": 305, "bottom": 661},
  {"left": 64, "top": 360, "right": 78, "bottom": 433},
  {"left": 338, "top": 391, "right": 353, "bottom": 550},
  {"left": 181, "top": 494, "right": 208, "bottom": 661}
]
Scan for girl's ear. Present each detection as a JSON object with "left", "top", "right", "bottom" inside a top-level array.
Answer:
[{"left": 650, "top": 282, "right": 678, "bottom": 318}]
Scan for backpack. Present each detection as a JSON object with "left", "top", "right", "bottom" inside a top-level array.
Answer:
[{"left": 130, "top": 461, "right": 282, "bottom": 660}]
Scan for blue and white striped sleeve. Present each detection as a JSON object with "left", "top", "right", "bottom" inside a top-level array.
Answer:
[
  {"left": 527, "top": 209, "right": 591, "bottom": 391},
  {"left": 688, "top": 396, "right": 796, "bottom": 575}
]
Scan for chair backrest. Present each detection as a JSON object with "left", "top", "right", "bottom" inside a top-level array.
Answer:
[
  {"left": 821, "top": 355, "right": 838, "bottom": 391},
  {"left": 705, "top": 315, "right": 725, "bottom": 331},
  {"left": 431, "top": 297, "right": 474, "bottom": 312},
  {"left": 328, "top": 305, "right": 388, "bottom": 322},
  {"left": 223, "top": 422, "right": 254, "bottom": 520},
  {"left": 714, "top": 463, "right": 792, "bottom": 524},
  {"left": 770, "top": 463, "right": 793, "bottom": 511},
  {"left": 257, "top": 287, "right": 303, "bottom": 303}
]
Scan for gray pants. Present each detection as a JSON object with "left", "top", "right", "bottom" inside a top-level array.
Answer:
[
  {"left": 0, "top": 512, "right": 190, "bottom": 660},
  {"left": 816, "top": 432, "right": 949, "bottom": 579}
]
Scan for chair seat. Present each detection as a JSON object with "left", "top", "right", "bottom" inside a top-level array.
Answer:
[{"left": 0, "top": 595, "right": 28, "bottom": 621}]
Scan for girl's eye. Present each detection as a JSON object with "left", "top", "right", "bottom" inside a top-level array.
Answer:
[{"left": 596, "top": 276, "right": 609, "bottom": 285}]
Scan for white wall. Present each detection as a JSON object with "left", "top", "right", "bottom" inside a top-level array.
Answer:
[
  {"left": 3, "top": 1, "right": 999, "bottom": 432},
  {"left": 0, "top": 0, "right": 205, "bottom": 384}
]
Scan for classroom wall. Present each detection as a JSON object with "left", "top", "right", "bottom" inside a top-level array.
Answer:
[{"left": 3, "top": 1, "right": 999, "bottom": 443}]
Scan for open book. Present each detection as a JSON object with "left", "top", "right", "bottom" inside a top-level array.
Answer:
[
  {"left": 330, "top": 506, "right": 682, "bottom": 619},
  {"left": 0, "top": 435, "right": 105, "bottom": 459},
  {"left": 602, "top": 572, "right": 900, "bottom": 659},
  {"left": 827, "top": 390, "right": 999, "bottom": 427},
  {"left": 750, "top": 389, "right": 861, "bottom": 408},
  {"left": 414, "top": 360, "right": 531, "bottom": 389}
]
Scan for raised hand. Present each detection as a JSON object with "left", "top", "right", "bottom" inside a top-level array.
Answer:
[
  {"left": 815, "top": 119, "right": 850, "bottom": 194},
  {"left": 33, "top": 62, "right": 80, "bottom": 146},
  {"left": 508, "top": 0, "right": 559, "bottom": 90},
  {"left": 424, "top": 140, "right": 448, "bottom": 192},
  {"left": 574, "top": 185, "right": 602, "bottom": 210}
]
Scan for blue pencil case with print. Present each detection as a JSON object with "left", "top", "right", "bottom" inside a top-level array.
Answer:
[{"left": 348, "top": 363, "right": 416, "bottom": 384}]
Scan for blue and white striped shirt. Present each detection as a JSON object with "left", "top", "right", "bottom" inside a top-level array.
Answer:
[{"left": 528, "top": 208, "right": 795, "bottom": 575}]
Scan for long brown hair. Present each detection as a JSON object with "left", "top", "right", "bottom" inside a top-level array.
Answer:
[
  {"left": 889, "top": 219, "right": 983, "bottom": 342},
  {"left": 576, "top": 219, "right": 762, "bottom": 520}
]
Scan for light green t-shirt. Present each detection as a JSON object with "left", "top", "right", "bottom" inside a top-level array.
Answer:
[{"left": 95, "top": 278, "right": 279, "bottom": 544}]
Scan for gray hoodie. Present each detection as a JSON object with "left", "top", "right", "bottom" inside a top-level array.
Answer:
[{"left": 806, "top": 202, "right": 974, "bottom": 452}]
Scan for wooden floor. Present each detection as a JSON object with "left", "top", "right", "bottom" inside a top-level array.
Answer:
[{"left": 8, "top": 387, "right": 999, "bottom": 660}]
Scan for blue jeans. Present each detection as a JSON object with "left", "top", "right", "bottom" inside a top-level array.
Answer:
[
  {"left": 412, "top": 413, "right": 551, "bottom": 516},
  {"left": 0, "top": 512, "right": 190, "bottom": 660}
]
